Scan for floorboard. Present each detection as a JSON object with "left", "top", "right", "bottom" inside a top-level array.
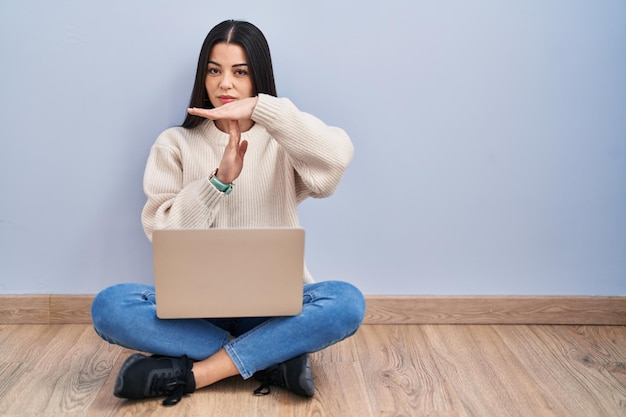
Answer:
[{"left": 0, "top": 324, "right": 624, "bottom": 417}]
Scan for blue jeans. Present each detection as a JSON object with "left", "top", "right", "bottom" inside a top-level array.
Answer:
[{"left": 91, "top": 281, "right": 365, "bottom": 379}]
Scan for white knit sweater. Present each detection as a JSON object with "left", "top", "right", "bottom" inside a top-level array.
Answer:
[{"left": 141, "top": 94, "right": 354, "bottom": 283}]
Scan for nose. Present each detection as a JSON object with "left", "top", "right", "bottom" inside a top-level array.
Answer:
[{"left": 219, "top": 72, "right": 233, "bottom": 90}]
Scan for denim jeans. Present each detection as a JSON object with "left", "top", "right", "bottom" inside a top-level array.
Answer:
[{"left": 91, "top": 280, "right": 365, "bottom": 379}]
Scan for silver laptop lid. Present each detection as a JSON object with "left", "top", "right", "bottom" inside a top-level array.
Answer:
[{"left": 152, "top": 228, "right": 304, "bottom": 319}]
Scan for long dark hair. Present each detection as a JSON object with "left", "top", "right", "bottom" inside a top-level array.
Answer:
[{"left": 182, "top": 20, "right": 277, "bottom": 129}]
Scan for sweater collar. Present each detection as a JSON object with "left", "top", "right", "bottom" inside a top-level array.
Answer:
[{"left": 200, "top": 120, "right": 265, "bottom": 145}]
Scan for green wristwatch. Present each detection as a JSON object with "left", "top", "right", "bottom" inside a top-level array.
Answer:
[{"left": 208, "top": 169, "right": 233, "bottom": 195}]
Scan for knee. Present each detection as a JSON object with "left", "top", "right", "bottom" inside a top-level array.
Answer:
[
  {"left": 339, "top": 281, "right": 366, "bottom": 331},
  {"left": 92, "top": 283, "right": 123, "bottom": 317},
  {"left": 322, "top": 281, "right": 366, "bottom": 335},
  {"left": 91, "top": 283, "right": 150, "bottom": 338},
  {"left": 91, "top": 284, "right": 122, "bottom": 337}
]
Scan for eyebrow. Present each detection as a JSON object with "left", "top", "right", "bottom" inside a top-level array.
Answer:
[{"left": 208, "top": 60, "right": 249, "bottom": 67}]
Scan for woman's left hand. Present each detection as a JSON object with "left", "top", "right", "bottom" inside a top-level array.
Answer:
[{"left": 188, "top": 97, "right": 259, "bottom": 121}]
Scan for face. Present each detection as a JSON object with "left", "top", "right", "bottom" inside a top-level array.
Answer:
[{"left": 205, "top": 42, "right": 254, "bottom": 109}]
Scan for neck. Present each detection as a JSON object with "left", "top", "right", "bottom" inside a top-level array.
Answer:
[{"left": 216, "top": 119, "right": 254, "bottom": 133}]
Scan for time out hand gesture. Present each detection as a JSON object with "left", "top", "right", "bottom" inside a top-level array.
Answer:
[
  {"left": 188, "top": 97, "right": 258, "bottom": 184},
  {"left": 188, "top": 97, "right": 258, "bottom": 123},
  {"left": 215, "top": 119, "right": 247, "bottom": 184}
]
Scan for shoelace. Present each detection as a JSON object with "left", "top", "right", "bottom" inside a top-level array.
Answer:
[
  {"left": 253, "top": 366, "right": 283, "bottom": 396},
  {"left": 147, "top": 372, "right": 187, "bottom": 405},
  {"left": 163, "top": 380, "right": 187, "bottom": 406},
  {"left": 146, "top": 358, "right": 190, "bottom": 406},
  {"left": 253, "top": 381, "right": 272, "bottom": 396}
]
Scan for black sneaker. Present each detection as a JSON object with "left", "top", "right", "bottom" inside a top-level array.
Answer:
[
  {"left": 114, "top": 353, "right": 196, "bottom": 406},
  {"left": 253, "top": 353, "right": 314, "bottom": 397}
]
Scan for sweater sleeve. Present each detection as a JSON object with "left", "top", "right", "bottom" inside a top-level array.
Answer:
[
  {"left": 141, "top": 139, "right": 223, "bottom": 241},
  {"left": 251, "top": 94, "right": 354, "bottom": 200}
]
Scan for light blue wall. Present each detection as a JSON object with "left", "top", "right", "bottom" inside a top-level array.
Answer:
[{"left": 1, "top": 0, "right": 624, "bottom": 295}]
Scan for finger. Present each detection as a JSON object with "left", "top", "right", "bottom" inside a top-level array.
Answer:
[
  {"left": 239, "top": 140, "right": 248, "bottom": 159},
  {"left": 188, "top": 103, "right": 235, "bottom": 120},
  {"left": 187, "top": 107, "right": 216, "bottom": 119},
  {"left": 229, "top": 120, "right": 241, "bottom": 145}
]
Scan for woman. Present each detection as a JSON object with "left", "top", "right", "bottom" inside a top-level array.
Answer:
[{"left": 91, "top": 20, "right": 365, "bottom": 406}]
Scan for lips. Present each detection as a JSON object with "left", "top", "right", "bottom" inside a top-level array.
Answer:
[{"left": 218, "top": 96, "right": 236, "bottom": 104}]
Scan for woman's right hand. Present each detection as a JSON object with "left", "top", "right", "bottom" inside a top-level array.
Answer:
[
  {"left": 216, "top": 120, "right": 248, "bottom": 184},
  {"left": 188, "top": 97, "right": 258, "bottom": 123}
]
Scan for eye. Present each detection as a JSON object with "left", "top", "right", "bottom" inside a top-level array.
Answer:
[
  {"left": 234, "top": 69, "right": 249, "bottom": 77},
  {"left": 207, "top": 66, "right": 220, "bottom": 75}
]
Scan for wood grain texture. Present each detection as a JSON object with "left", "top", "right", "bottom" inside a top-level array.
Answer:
[
  {"left": 0, "top": 295, "right": 49, "bottom": 324},
  {"left": 50, "top": 296, "right": 94, "bottom": 324},
  {"left": 0, "top": 324, "right": 624, "bottom": 416},
  {"left": 365, "top": 296, "right": 626, "bottom": 325},
  {"left": 0, "top": 324, "right": 124, "bottom": 416},
  {"left": 424, "top": 325, "right": 564, "bottom": 417},
  {"left": 356, "top": 324, "right": 465, "bottom": 416},
  {"left": 1, "top": 295, "right": 624, "bottom": 325},
  {"left": 494, "top": 325, "right": 626, "bottom": 417}
]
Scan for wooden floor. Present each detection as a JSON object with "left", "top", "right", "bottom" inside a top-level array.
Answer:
[{"left": 0, "top": 324, "right": 624, "bottom": 417}]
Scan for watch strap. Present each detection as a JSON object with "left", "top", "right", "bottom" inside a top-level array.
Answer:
[{"left": 208, "top": 169, "right": 233, "bottom": 195}]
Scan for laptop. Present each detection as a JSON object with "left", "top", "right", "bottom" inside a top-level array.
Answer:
[{"left": 152, "top": 228, "right": 305, "bottom": 319}]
